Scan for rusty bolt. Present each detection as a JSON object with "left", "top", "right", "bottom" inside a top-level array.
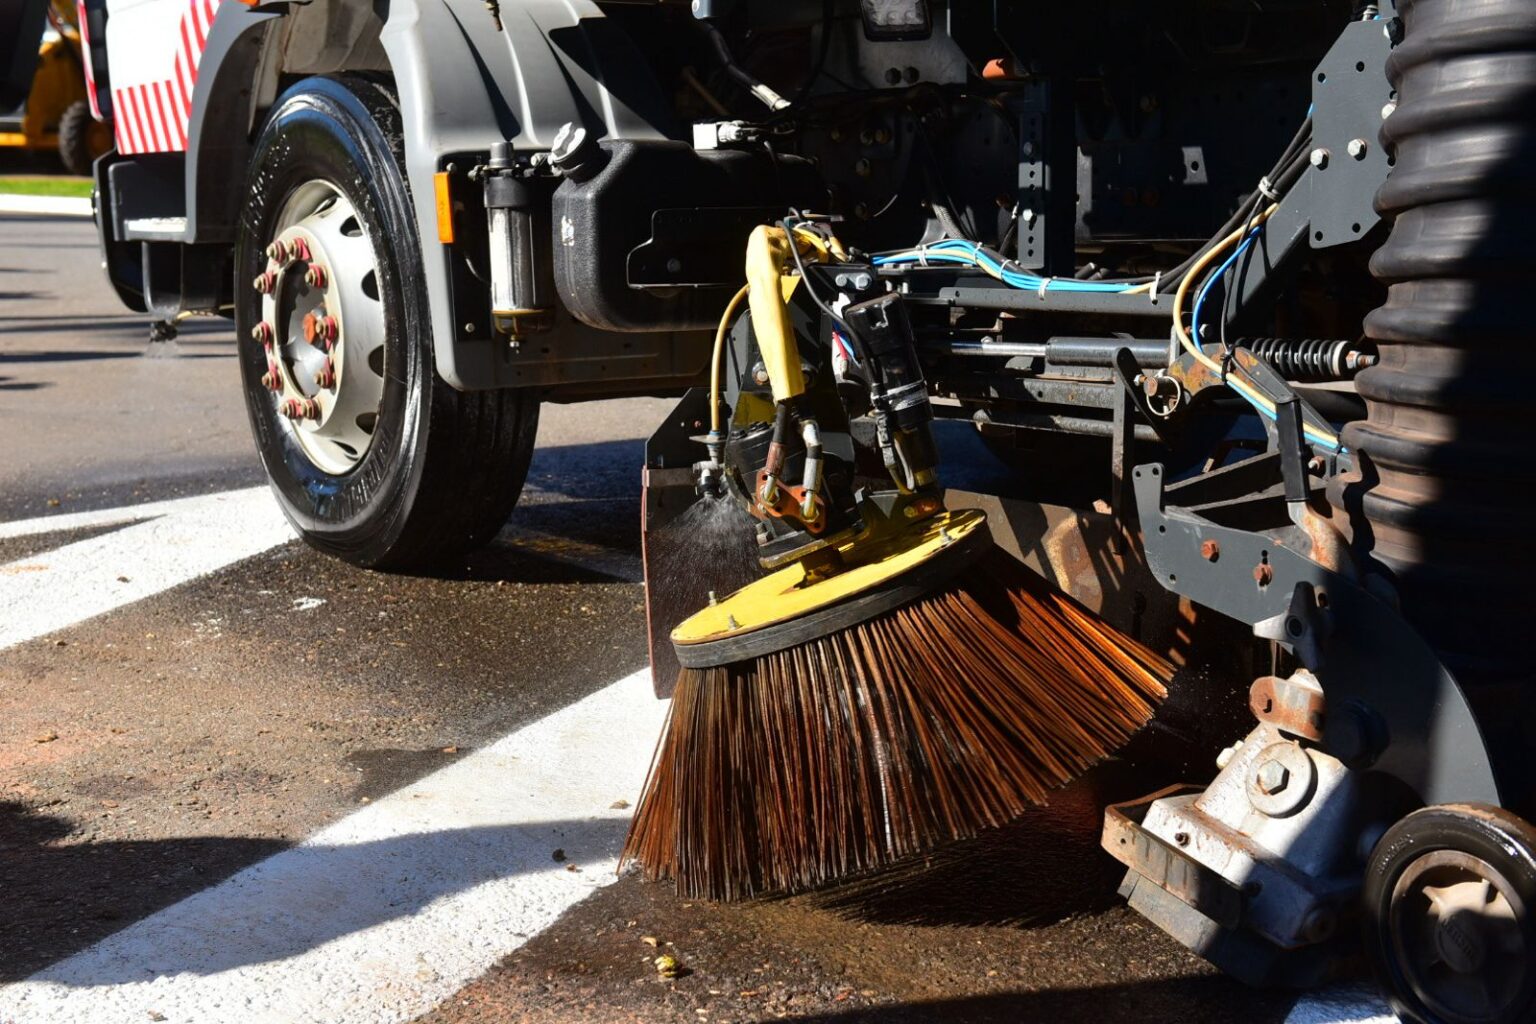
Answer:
[
  {"left": 303, "top": 311, "right": 338, "bottom": 347},
  {"left": 304, "top": 265, "right": 329, "bottom": 289},
  {"left": 281, "top": 396, "right": 320, "bottom": 421},
  {"left": 1256, "top": 760, "right": 1290, "bottom": 796},
  {"left": 250, "top": 321, "right": 275, "bottom": 347},
  {"left": 1254, "top": 562, "right": 1274, "bottom": 587},
  {"left": 265, "top": 240, "right": 290, "bottom": 265},
  {"left": 1201, "top": 539, "right": 1221, "bottom": 562},
  {"left": 314, "top": 357, "right": 336, "bottom": 390},
  {"left": 289, "top": 237, "right": 311, "bottom": 262},
  {"left": 252, "top": 271, "right": 277, "bottom": 294}
]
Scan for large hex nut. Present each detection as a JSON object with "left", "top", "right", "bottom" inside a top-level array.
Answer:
[{"left": 1247, "top": 741, "right": 1316, "bottom": 817}]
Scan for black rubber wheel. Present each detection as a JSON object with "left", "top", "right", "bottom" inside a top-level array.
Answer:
[
  {"left": 1363, "top": 804, "right": 1536, "bottom": 1024},
  {"left": 57, "top": 99, "right": 100, "bottom": 176},
  {"left": 236, "top": 75, "right": 539, "bottom": 570}
]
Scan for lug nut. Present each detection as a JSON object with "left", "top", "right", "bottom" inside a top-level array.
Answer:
[
  {"left": 281, "top": 396, "right": 320, "bottom": 421},
  {"left": 314, "top": 357, "right": 336, "bottom": 389},
  {"left": 252, "top": 271, "right": 277, "bottom": 294},
  {"left": 250, "top": 321, "right": 275, "bottom": 347},
  {"left": 265, "top": 240, "right": 290, "bottom": 264},
  {"left": 260, "top": 362, "right": 283, "bottom": 392},
  {"left": 304, "top": 265, "right": 328, "bottom": 289},
  {"left": 289, "top": 237, "right": 311, "bottom": 262}
]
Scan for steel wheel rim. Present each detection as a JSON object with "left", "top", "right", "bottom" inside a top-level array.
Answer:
[
  {"left": 1389, "top": 849, "right": 1529, "bottom": 1023},
  {"left": 253, "top": 179, "right": 387, "bottom": 476}
]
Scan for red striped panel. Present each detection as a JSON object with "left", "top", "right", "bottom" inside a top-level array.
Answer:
[
  {"left": 126, "top": 89, "right": 145, "bottom": 155},
  {"left": 76, "top": 0, "right": 103, "bottom": 120},
  {"left": 141, "top": 84, "right": 165, "bottom": 151},
  {"left": 180, "top": 16, "right": 197, "bottom": 90},
  {"left": 173, "top": 54, "right": 192, "bottom": 120},
  {"left": 113, "top": 0, "right": 224, "bottom": 156},
  {"left": 153, "top": 81, "right": 182, "bottom": 149},
  {"left": 191, "top": 0, "right": 209, "bottom": 48},
  {"left": 122, "top": 88, "right": 145, "bottom": 154},
  {"left": 112, "top": 89, "right": 132, "bottom": 153}
]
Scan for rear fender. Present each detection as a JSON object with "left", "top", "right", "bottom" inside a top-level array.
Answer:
[{"left": 378, "top": 0, "right": 675, "bottom": 389}]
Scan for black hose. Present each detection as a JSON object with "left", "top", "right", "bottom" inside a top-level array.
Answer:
[
  {"left": 1328, "top": 0, "right": 1536, "bottom": 689},
  {"left": 701, "top": 21, "right": 788, "bottom": 112},
  {"left": 787, "top": 0, "right": 835, "bottom": 108}
]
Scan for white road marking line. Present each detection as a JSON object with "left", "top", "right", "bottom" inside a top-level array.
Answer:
[
  {"left": 0, "top": 194, "right": 93, "bottom": 218},
  {"left": 0, "top": 491, "right": 247, "bottom": 541},
  {"left": 0, "top": 487, "right": 292, "bottom": 650},
  {"left": 0, "top": 669, "right": 666, "bottom": 1024},
  {"left": 1285, "top": 985, "right": 1397, "bottom": 1023}
]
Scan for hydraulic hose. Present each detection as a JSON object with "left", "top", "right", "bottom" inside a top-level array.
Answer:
[{"left": 1328, "top": 0, "right": 1536, "bottom": 687}]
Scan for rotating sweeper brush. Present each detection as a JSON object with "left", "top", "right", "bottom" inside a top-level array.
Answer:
[{"left": 624, "top": 223, "right": 1172, "bottom": 901}]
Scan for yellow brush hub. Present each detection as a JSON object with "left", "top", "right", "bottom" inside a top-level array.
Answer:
[{"left": 672, "top": 508, "right": 989, "bottom": 666}]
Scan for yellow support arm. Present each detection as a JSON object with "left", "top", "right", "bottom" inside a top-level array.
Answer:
[{"left": 745, "top": 224, "right": 807, "bottom": 404}]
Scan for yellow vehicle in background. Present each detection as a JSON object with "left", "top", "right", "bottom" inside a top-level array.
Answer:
[{"left": 0, "top": 0, "right": 110, "bottom": 175}]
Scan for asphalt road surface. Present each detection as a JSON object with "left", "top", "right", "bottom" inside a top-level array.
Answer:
[{"left": 0, "top": 210, "right": 1395, "bottom": 1023}]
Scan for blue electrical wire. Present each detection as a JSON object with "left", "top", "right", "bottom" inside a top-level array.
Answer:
[
  {"left": 872, "top": 239, "right": 1144, "bottom": 294},
  {"left": 1191, "top": 228, "right": 1344, "bottom": 453}
]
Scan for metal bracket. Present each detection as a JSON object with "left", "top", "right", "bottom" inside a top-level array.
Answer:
[{"left": 1134, "top": 462, "right": 1501, "bottom": 806}]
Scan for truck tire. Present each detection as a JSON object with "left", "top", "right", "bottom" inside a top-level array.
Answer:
[
  {"left": 57, "top": 99, "right": 101, "bottom": 176},
  {"left": 236, "top": 74, "right": 539, "bottom": 570}
]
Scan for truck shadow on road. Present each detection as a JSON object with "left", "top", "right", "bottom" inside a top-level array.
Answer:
[
  {"left": 0, "top": 799, "right": 286, "bottom": 982},
  {"left": 1, "top": 798, "right": 628, "bottom": 986}
]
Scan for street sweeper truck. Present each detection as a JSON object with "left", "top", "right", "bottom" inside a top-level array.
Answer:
[{"left": 28, "top": 0, "right": 1536, "bottom": 1019}]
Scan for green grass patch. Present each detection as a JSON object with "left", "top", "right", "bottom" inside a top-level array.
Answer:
[{"left": 0, "top": 176, "right": 92, "bottom": 198}]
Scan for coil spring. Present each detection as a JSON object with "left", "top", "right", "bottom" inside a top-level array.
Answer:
[{"left": 1237, "top": 338, "right": 1374, "bottom": 381}]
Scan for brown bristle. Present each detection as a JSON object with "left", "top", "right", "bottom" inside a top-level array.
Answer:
[{"left": 622, "top": 553, "right": 1172, "bottom": 902}]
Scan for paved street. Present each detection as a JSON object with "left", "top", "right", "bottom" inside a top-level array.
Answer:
[{"left": 0, "top": 211, "right": 1393, "bottom": 1023}]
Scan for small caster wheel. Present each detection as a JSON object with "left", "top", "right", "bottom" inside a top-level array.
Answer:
[{"left": 1363, "top": 804, "right": 1536, "bottom": 1024}]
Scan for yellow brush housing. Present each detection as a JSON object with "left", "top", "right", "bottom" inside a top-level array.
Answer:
[{"left": 672, "top": 508, "right": 988, "bottom": 663}]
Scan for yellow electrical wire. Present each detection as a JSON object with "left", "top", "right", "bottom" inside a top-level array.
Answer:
[{"left": 1170, "top": 204, "right": 1342, "bottom": 449}]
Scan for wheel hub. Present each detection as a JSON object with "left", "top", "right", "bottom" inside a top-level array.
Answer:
[
  {"left": 1391, "top": 849, "right": 1528, "bottom": 1021},
  {"left": 254, "top": 181, "right": 386, "bottom": 475}
]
